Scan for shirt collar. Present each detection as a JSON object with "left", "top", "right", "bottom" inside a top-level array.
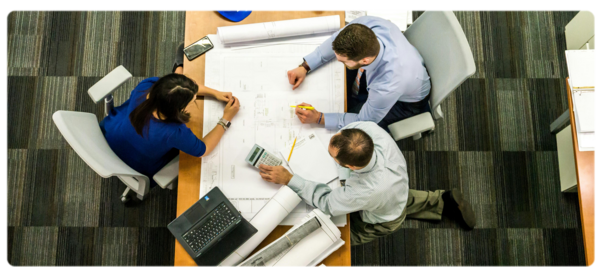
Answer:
[
  {"left": 354, "top": 152, "right": 377, "bottom": 174},
  {"left": 362, "top": 38, "right": 384, "bottom": 72}
]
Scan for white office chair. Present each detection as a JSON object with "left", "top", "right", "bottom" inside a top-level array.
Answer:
[
  {"left": 53, "top": 66, "right": 179, "bottom": 202},
  {"left": 388, "top": 11, "right": 476, "bottom": 141}
]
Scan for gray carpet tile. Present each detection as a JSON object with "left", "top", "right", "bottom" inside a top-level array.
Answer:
[
  {"left": 10, "top": 226, "right": 59, "bottom": 266},
  {"left": 8, "top": 11, "right": 586, "bottom": 266}
]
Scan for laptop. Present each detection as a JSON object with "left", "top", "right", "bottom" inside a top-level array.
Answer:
[{"left": 168, "top": 187, "right": 257, "bottom": 266}]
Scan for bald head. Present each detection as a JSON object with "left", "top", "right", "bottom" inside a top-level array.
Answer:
[{"left": 328, "top": 128, "right": 374, "bottom": 168}]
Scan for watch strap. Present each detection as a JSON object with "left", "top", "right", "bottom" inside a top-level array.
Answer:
[{"left": 300, "top": 60, "right": 311, "bottom": 73}]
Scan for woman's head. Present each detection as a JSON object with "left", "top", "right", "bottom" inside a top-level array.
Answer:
[{"left": 129, "top": 74, "right": 199, "bottom": 137}]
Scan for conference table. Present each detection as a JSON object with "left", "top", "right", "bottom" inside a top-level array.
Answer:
[
  {"left": 174, "top": 11, "right": 351, "bottom": 266},
  {"left": 565, "top": 79, "right": 595, "bottom": 266}
]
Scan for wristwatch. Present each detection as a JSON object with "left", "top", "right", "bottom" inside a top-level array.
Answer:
[
  {"left": 218, "top": 118, "right": 231, "bottom": 131},
  {"left": 299, "top": 60, "right": 311, "bottom": 73}
]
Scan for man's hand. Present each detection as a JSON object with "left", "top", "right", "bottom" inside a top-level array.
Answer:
[
  {"left": 259, "top": 165, "right": 293, "bottom": 185},
  {"left": 295, "top": 103, "right": 322, "bottom": 124},
  {"left": 214, "top": 91, "right": 232, "bottom": 103},
  {"left": 287, "top": 66, "right": 307, "bottom": 90}
]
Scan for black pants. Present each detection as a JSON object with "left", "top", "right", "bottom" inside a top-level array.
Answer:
[{"left": 346, "top": 68, "right": 431, "bottom": 130}]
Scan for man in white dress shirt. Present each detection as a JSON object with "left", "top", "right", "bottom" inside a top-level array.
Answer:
[{"left": 257, "top": 122, "right": 476, "bottom": 245}]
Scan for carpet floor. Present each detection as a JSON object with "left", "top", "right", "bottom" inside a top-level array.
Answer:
[{"left": 7, "top": 11, "right": 585, "bottom": 266}]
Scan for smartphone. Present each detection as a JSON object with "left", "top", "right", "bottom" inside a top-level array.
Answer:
[{"left": 183, "top": 36, "right": 214, "bottom": 61}]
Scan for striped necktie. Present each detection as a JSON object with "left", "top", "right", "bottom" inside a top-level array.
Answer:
[{"left": 351, "top": 68, "right": 365, "bottom": 96}]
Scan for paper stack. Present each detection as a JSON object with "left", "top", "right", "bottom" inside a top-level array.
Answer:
[{"left": 566, "top": 50, "right": 595, "bottom": 151}]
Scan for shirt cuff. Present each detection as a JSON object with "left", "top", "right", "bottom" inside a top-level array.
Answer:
[
  {"left": 303, "top": 52, "right": 321, "bottom": 73},
  {"left": 287, "top": 174, "right": 306, "bottom": 194},
  {"left": 324, "top": 113, "right": 341, "bottom": 130}
]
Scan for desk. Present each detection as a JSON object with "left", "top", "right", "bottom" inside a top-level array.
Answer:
[
  {"left": 565, "top": 79, "right": 595, "bottom": 266},
  {"left": 175, "top": 11, "right": 350, "bottom": 266}
]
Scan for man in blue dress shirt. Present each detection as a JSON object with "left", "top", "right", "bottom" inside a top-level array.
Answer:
[{"left": 288, "top": 16, "right": 431, "bottom": 131}]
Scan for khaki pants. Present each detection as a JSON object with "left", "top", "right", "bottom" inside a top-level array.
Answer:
[{"left": 350, "top": 189, "right": 446, "bottom": 246}]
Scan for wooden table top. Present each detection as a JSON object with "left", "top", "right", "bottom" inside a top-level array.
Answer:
[
  {"left": 175, "top": 11, "right": 350, "bottom": 266},
  {"left": 566, "top": 79, "right": 595, "bottom": 266}
]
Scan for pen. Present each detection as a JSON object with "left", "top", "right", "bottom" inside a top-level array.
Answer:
[{"left": 290, "top": 105, "right": 314, "bottom": 110}]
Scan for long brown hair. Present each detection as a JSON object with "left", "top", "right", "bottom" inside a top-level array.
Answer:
[{"left": 129, "top": 74, "right": 198, "bottom": 137}]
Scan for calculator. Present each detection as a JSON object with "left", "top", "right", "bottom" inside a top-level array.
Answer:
[{"left": 245, "top": 144, "right": 283, "bottom": 168}]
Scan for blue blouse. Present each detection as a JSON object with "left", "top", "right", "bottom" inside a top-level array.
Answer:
[{"left": 100, "top": 77, "right": 206, "bottom": 178}]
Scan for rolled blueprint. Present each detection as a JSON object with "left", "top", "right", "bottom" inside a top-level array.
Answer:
[
  {"left": 239, "top": 209, "right": 344, "bottom": 266},
  {"left": 219, "top": 186, "right": 302, "bottom": 266},
  {"left": 217, "top": 15, "right": 340, "bottom": 45},
  {"left": 240, "top": 217, "right": 321, "bottom": 266}
]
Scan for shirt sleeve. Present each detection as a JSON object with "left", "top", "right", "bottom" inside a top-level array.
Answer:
[
  {"left": 324, "top": 86, "right": 398, "bottom": 130},
  {"left": 287, "top": 174, "right": 372, "bottom": 217},
  {"left": 130, "top": 77, "right": 160, "bottom": 101},
  {"left": 166, "top": 125, "right": 206, "bottom": 157}
]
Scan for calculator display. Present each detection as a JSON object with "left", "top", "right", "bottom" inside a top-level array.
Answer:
[{"left": 248, "top": 147, "right": 262, "bottom": 163}]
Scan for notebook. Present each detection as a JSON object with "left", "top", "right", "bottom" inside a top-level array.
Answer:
[{"left": 280, "top": 132, "right": 338, "bottom": 184}]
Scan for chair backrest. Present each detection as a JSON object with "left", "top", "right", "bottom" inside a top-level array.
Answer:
[
  {"left": 52, "top": 111, "right": 149, "bottom": 191},
  {"left": 404, "top": 11, "right": 476, "bottom": 110}
]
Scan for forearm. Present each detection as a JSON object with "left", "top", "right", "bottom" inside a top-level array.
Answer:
[
  {"left": 200, "top": 125, "right": 226, "bottom": 156},
  {"left": 196, "top": 84, "right": 221, "bottom": 98},
  {"left": 287, "top": 175, "right": 354, "bottom": 217}
]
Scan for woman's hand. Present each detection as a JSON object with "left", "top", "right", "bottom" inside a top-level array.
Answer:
[
  {"left": 213, "top": 91, "right": 233, "bottom": 103},
  {"left": 223, "top": 96, "right": 240, "bottom": 122}
]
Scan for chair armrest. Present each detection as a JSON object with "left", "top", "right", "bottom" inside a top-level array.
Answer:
[
  {"left": 153, "top": 155, "right": 179, "bottom": 189},
  {"left": 388, "top": 112, "right": 435, "bottom": 141},
  {"left": 88, "top": 65, "right": 132, "bottom": 103}
]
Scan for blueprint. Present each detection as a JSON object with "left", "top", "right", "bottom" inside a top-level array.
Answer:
[{"left": 200, "top": 43, "right": 345, "bottom": 225}]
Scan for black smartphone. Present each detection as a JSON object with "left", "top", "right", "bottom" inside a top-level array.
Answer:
[{"left": 183, "top": 36, "right": 214, "bottom": 61}]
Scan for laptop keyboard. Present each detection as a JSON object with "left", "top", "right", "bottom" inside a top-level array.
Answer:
[{"left": 183, "top": 202, "right": 238, "bottom": 253}]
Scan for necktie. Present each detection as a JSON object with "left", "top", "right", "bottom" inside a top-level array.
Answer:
[{"left": 351, "top": 68, "right": 365, "bottom": 96}]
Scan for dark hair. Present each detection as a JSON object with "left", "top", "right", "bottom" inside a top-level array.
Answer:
[
  {"left": 332, "top": 24, "right": 380, "bottom": 61},
  {"left": 330, "top": 128, "right": 374, "bottom": 167},
  {"left": 129, "top": 73, "right": 198, "bottom": 137}
]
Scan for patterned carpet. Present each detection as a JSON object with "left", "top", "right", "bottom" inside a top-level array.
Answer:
[{"left": 7, "top": 11, "right": 585, "bottom": 266}]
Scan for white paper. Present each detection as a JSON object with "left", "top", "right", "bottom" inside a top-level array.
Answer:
[
  {"left": 367, "top": 10, "right": 412, "bottom": 31},
  {"left": 345, "top": 11, "right": 366, "bottom": 23},
  {"left": 201, "top": 42, "right": 345, "bottom": 226},
  {"left": 577, "top": 132, "right": 595, "bottom": 151},
  {"left": 217, "top": 15, "right": 340, "bottom": 45},
  {"left": 280, "top": 131, "right": 339, "bottom": 184},
  {"left": 565, "top": 50, "right": 595, "bottom": 89},
  {"left": 573, "top": 90, "right": 595, "bottom": 133}
]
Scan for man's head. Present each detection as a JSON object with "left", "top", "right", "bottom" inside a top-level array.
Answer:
[
  {"left": 332, "top": 24, "right": 380, "bottom": 70},
  {"left": 328, "top": 129, "right": 375, "bottom": 170}
]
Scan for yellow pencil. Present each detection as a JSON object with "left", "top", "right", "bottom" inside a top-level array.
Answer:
[
  {"left": 290, "top": 105, "right": 315, "bottom": 110},
  {"left": 287, "top": 138, "right": 297, "bottom": 162},
  {"left": 288, "top": 126, "right": 303, "bottom": 162}
]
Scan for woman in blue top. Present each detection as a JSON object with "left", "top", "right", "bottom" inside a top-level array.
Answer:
[{"left": 100, "top": 61, "right": 239, "bottom": 184}]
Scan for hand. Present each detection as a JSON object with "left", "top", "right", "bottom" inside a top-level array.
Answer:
[
  {"left": 259, "top": 165, "right": 293, "bottom": 185},
  {"left": 223, "top": 96, "right": 240, "bottom": 122},
  {"left": 214, "top": 91, "right": 232, "bottom": 103},
  {"left": 287, "top": 66, "right": 307, "bottom": 90},
  {"left": 295, "top": 103, "right": 322, "bottom": 124}
]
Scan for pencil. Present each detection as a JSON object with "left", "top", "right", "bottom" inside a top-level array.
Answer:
[
  {"left": 287, "top": 138, "right": 297, "bottom": 162},
  {"left": 290, "top": 105, "right": 315, "bottom": 110}
]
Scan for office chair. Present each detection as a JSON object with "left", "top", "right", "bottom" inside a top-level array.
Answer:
[
  {"left": 388, "top": 11, "right": 476, "bottom": 141},
  {"left": 53, "top": 66, "right": 179, "bottom": 203}
]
